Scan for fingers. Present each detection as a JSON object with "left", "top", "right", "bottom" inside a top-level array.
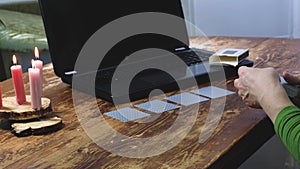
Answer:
[
  {"left": 282, "top": 71, "right": 300, "bottom": 85},
  {"left": 234, "top": 79, "right": 239, "bottom": 89},
  {"left": 241, "top": 91, "right": 249, "bottom": 100},
  {"left": 234, "top": 73, "right": 247, "bottom": 97},
  {"left": 234, "top": 78, "right": 249, "bottom": 100},
  {"left": 236, "top": 87, "right": 261, "bottom": 108},
  {"left": 234, "top": 67, "right": 265, "bottom": 109},
  {"left": 237, "top": 66, "right": 250, "bottom": 76},
  {"left": 234, "top": 67, "right": 287, "bottom": 110},
  {"left": 234, "top": 78, "right": 247, "bottom": 91}
]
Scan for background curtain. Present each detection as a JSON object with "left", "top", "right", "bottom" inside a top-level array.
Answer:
[
  {"left": 181, "top": 0, "right": 196, "bottom": 37},
  {"left": 292, "top": 0, "right": 300, "bottom": 38},
  {"left": 184, "top": 0, "right": 300, "bottom": 39}
]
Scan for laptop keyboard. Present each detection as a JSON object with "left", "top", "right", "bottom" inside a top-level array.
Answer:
[
  {"left": 96, "top": 48, "right": 213, "bottom": 82},
  {"left": 177, "top": 48, "right": 212, "bottom": 66}
]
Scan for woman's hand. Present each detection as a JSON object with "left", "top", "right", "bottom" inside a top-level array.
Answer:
[
  {"left": 234, "top": 66, "right": 293, "bottom": 123},
  {"left": 283, "top": 71, "right": 300, "bottom": 85}
]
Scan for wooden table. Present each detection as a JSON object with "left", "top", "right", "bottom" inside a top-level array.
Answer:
[{"left": 1, "top": 37, "right": 300, "bottom": 169}]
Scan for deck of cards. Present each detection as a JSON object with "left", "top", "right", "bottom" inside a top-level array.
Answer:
[{"left": 209, "top": 48, "right": 249, "bottom": 67}]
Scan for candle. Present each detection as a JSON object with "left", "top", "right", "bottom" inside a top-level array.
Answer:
[
  {"left": 0, "top": 83, "right": 2, "bottom": 109},
  {"left": 33, "top": 47, "right": 43, "bottom": 97},
  {"left": 29, "top": 60, "right": 41, "bottom": 110},
  {"left": 10, "top": 55, "right": 26, "bottom": 105}
]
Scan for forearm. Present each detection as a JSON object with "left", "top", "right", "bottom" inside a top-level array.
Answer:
[
  {"left": 259, "top": 82, "right": 294, "bottom": 123},
  {"left": 274, "top": 105, "right": 300, "bottom": 163}
]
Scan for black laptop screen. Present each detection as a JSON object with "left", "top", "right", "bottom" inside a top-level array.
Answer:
[{"left": 39, "top": 0, "right": 190, "bottom": 76}]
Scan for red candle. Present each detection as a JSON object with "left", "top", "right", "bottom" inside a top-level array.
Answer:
[
  {"left": 29, "top": 60, "right": 41, "bottom": 110},
  {"left": 10, "top": 55, "right": 26, "bottom": 105},
  {"left": 0, "top": 83, "right": 2, "bottom": 109},
  {"left": 33, "top": 47, "right": 43, "bottom": 96}
]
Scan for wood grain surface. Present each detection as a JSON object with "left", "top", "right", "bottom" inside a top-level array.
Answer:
[
  {"left": 1, "top": 37, "right": 299, "bottom": 169},
  {"left": 0, "top": 96, "right": 52, "bottom": 120}
]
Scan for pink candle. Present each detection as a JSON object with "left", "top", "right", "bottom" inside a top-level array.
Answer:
[
  {"left": 28, "top": 60, "right": 41, "bottom": 110},
  {"left": 10, "top": 55, "right": 26, "bottom": 105},
  {"left": 33, "top": 47, "right": 43, "bottom": 97},
  {"left": 0, "top": 83, "right": 2, "bottom": 109}
]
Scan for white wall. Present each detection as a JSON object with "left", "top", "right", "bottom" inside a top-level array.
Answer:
[
  {"left": 183, "top": 0, "right": 300, "bottom": 38},
  {"left": 293, "top": 0, "right": 300, "bottom": 38}
]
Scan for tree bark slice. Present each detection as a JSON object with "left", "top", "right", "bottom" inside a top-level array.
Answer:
[
  {"left": 0, "top": 96, "right": 52, "bottom": 120},
  {"left": 11, "top": 116, "right": 63, "bottom": 137}
]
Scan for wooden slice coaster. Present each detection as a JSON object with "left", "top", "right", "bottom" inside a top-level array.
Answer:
[
  {"left": 0, "top": 96, "right": 52, "bottom": 120},
  {"left": 11, "top": 116, "right": 63, "bottom": 137}
]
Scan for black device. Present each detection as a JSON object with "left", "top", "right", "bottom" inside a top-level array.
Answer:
[
  {"left": 280, "top": 76, "right": 300, "bottom": 98},
  {"left": 38, "top": 0, "right": 251, "bottom": 103}
]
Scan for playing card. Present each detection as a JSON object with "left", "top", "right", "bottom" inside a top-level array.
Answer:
[
  {"left": 135, "top": 100, "right": 180, "bottom": 114},
  {"left": 191, "top": 86, "right": 235, "bottom": 99},
  {"left": 165, "top": 92, "right": 208, "bottom": 106},
  {"left": 104, "top": 107, "right": 150, "bottom": 122}
]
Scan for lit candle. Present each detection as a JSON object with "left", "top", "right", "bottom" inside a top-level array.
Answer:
[
  {"left": 33, "top": 47, "right": 43, "bottom": 96},
  {"left": 10, "top": 55, "right": 26, "bottom": 105},
  {"left": 28, "top": 60, "right": 41, "bottom": 110},
  {"left": 0, "top": 83, "right": 2, "bottom": 109}
]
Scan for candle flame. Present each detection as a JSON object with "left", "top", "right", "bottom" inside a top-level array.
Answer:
[
  {"left": 12, "top": 55, "right": 17, "bottom": 65},
  {"left": 31, "top": 59, "right": 36, "bottom": 69},
  {"left": 34, "top": 47, "right": 39, "bottom": 59}
]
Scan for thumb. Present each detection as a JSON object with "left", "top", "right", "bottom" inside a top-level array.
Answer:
[{"left": 283, "top": 71, "right": 300, "bottom": 85}]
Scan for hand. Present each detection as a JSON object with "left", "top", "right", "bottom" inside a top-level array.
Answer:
[
  {"left": 283, "top": 71, "right": 300, "bottom": 85},
  {"left": 234, "top": 66, "right": 279, "bottom": 108},
  {"left": 234, "top": 66, "right": 293, "bottom": 123}
]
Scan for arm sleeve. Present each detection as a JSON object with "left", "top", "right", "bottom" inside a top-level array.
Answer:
[{"left": 274, "top": 105, "right": 300, "bottom": 164}]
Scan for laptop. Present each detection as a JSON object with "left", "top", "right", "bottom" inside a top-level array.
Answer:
[{"left": 38, "top": 0, "right": 249, "bottom": 103}]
